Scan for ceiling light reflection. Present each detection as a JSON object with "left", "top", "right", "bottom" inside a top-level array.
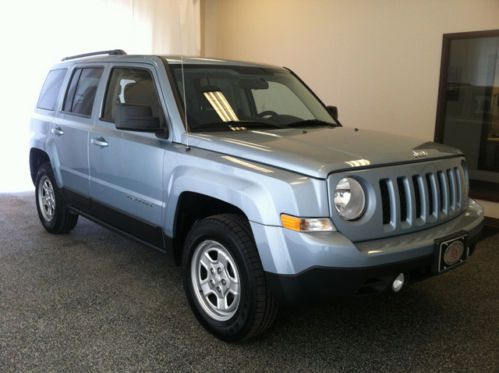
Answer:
[
  {"left": 221, "top": 156, "right": 274, "bottom": 173},
  {"left": 345, "top": 159, "right": 371, "bottom": 168}
]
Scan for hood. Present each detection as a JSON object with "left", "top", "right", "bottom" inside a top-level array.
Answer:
[{"left": 186, "top": 127, "right": 463, "bottom": 179}]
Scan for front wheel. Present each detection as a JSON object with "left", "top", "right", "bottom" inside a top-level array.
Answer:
[{"left": 183, "top": 214, "right": 278, "bottom": 341}]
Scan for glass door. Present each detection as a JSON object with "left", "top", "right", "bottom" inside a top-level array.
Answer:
[{"left": 436, "top": 30, "right": 499, "bottom": 202}]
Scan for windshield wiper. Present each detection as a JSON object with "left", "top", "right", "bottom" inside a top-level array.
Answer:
[
  {"left": 286, "top": 119, "right": 337, "bottom": 128},
  {"left": 193, "top": 120, "right": 282, "bottom": 131},
  {"left": 232, "top": 120, "right": 282, "bottom": 129}
]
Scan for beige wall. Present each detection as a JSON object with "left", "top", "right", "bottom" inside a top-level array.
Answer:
[{"left": 202, "top": 0, "right": 499, "bottom": 218}]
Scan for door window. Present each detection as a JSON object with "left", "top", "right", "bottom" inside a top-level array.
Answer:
[
  {"left": 63, "top": 67, "right": 104, "bottom": 117},
  {"left": 102, "top": 68, "right": 164, "bottom": 125}
]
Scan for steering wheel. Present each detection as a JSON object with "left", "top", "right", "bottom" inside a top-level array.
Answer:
[{"left": 256, "top": 110, "right": 278, "bottom": 119}]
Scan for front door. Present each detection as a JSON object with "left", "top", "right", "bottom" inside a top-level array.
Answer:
[{"left": 89, "top": 65, "right": 167, "bottom": 248}]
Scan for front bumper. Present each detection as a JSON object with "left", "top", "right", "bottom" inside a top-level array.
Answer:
[{"left": 250, "top": 200, "right": 484, "bottom": 304}]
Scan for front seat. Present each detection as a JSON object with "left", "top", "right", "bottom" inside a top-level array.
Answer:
[{"left": 123, "top": 80, "right": 163, "bottom": 125}]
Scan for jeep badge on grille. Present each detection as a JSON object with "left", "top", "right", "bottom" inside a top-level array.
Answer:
[{"left": 412, "top": 150, "right": 429, "bottom": 159}]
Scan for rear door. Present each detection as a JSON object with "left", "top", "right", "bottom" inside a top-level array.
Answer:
[
  {"left": 88, "top": 64, "right": 168, "bottom": 247},
  {"left": 52, "top": 66, "right": 104, "bottom": 197}
]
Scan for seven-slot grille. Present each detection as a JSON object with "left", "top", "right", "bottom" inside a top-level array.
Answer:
[{"left": 379, "top": 166, "right": 465, "bottom": 231}]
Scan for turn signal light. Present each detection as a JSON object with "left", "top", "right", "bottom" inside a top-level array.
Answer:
[{"left": 280, "top": 214, "right": 335, "bottom": 232}]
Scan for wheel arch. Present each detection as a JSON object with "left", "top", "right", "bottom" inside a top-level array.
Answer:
[
  {"left": 29, "top": 148, "right": 51, "bottom": 185},
  {"left": 29, "top": 141, "right": 64, "bottom": 188},
  {"left": 170, "top": 191, "right": 249, "bottom": 265}
]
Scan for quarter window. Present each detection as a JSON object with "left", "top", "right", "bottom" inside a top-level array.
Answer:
[
  {"left": 36, "top": 69, "right": 67, "bottom": 111},
  {"left": 102, "top": 68, "right": 164, "bottom": 125},
  {"left": 63, "top": 67, "right": 104, "bottom": 117}
]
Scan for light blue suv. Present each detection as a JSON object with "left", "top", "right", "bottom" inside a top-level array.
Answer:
[{"left": 30, "top": 50, "right": 484, "bottom": 341}]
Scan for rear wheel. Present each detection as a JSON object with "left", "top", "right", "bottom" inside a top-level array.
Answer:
[
  {"left": 35, "top": 162, "right": 78, "bottom": 234},
  {"left": 183, "top": 214, "right": 278, "bottom": 341}
]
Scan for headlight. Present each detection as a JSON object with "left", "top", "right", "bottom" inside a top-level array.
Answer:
[{"left": 334, "top": 177, "right": 366, "bottom": 220}]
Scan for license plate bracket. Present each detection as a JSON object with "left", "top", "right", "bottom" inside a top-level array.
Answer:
[{"left": 433, "top": 232, "right": 468, "bottom": 274}]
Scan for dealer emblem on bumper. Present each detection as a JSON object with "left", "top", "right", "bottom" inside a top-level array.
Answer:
[{"left": 443, "top": 240, "right": 465, "bottom": 266}]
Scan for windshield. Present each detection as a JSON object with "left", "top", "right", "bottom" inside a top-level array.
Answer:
[{"left": 169, "top": 64, "right": 336, "bottom": 132}]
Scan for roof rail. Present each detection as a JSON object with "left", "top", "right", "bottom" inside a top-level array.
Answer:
[{"left": 62, "top": 49, "right": 127, "bottom": 61}]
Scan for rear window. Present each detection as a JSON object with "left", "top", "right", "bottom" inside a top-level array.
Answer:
[
  {"left": 63, "top": 67, "right": 104, "bottom": 117},
  {"left": 36, "top": 69, "right": 67, "bottom": 111}
]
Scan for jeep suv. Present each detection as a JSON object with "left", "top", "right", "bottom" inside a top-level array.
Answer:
[{"left": 30, "top": 50, "right": 484, "bottom": 341}]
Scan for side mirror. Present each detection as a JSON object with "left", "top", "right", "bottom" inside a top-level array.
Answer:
[
  {"left": 326, "top": 105, "right": 339, "bottom": 120},
  {"left": 115, "top": 104, "right": 161, "bottom": 132}
]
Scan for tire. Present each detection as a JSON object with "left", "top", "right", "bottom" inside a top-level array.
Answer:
[
  {"left": 35, "top": 162, "right": 78, "bottom": 234},
  {"left": 182, "top": 214, "right": 279, "bottom": 341}
]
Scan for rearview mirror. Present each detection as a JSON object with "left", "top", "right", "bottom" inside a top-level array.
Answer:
[
  {"left": 115, "top": 104, "right": 161, "bottom": 132},
  {"left": 238, "top": 78, "right": 269, "bottom": 90},
  {"left": 326, "top": 105, "right": 339, "bottom": 120}
]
